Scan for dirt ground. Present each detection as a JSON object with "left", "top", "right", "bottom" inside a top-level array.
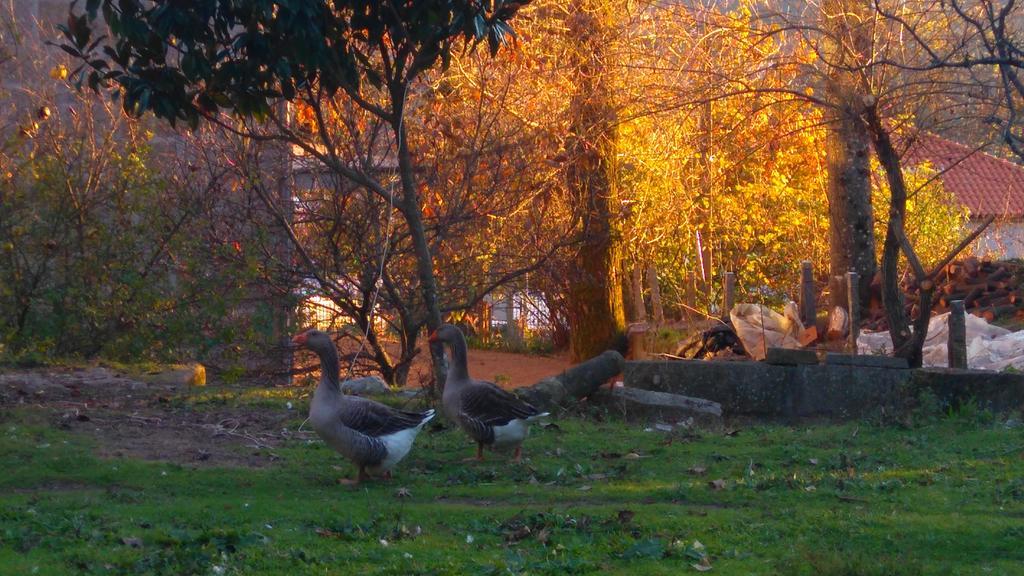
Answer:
[
  {"left": 0, "top": 349, "right": 571, "bottom": 470},
  {"left": 0, "top": 367, "right": 298, "bottom": 468},
  {"left": 322, "top": 339, "right": 574, "bottom": 390},
  {"left": 409, "top": 348, "right": 572, "bottom": 389}
]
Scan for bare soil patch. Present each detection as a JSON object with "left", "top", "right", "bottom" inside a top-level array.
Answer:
[
  {"left": 324, "top": 340, "right": 573, "bottom": 390},
  {"left": 0, "top": 367, "right": 297, "bottom": 468}
]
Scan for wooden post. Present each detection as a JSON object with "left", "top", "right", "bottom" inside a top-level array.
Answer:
[
  {"left": 647, "top": 264, "right": 664, "bottom": 324},
  {"left": 846, "top": 271, "right": 860, "bottom": 353},
  {"left": 505, "top": 293, "right": 521, "bottom": 344},
  {"left": 948, "top": 300, "right": 967, "bottom": 369},
  {"left": 631, "top": 263, "right": 647, "bottom": 322},
  {"left": 800, "top": 260, "right": 815, "bottom": 327},
  {"left": 723, "top": 271, "right": 736, "bottom": 321}
]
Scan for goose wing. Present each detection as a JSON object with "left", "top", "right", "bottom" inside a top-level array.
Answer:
[{"left": 339, "top": 396, "right": 433, "bottom": 438}]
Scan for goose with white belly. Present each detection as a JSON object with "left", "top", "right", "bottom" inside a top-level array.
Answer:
[
  {"left": 429, "top": 324, "right": 548, "bottom": 463},
  {"left": 292, "top": 329, "right": 434, "bottom": 484}
]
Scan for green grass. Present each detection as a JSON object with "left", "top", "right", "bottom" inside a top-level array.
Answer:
[{"left": 1, "top": 400, "right": 1023, "bottom": 575}]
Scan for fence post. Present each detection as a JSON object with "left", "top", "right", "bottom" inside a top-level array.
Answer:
[
  {"left": 948, "top": 300, "right": 967, "bottom": 369},
  {"left": 846, "top": 271, "right": 860, "bottom": 353},
  {"left": 800, "top": 260, "right": 815, "bottom": 327},
  {"left": 723, "top": 271, "right": 735, "bottom": 321},
  {"left": 631, "top": 263, "right": 647, "bottom": 322},
  {"left": 647, "top": 264, "right": 664, "bottom": 324}
]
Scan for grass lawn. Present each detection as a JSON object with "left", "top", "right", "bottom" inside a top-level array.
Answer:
[{"left": 1, "top": 388, "right": 1023, "bottom": 575}]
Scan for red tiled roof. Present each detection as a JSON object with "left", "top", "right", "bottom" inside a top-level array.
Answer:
[{"left": 903, "top": 133, "right": 1024, "bottom": 218}]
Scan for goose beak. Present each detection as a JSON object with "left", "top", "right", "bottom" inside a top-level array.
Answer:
[
  {"left": 427, "top": 330, "right": 439, "bottom": 343},
  {"left": 291, "top": 333, "right": 308, "bottom": 347}
]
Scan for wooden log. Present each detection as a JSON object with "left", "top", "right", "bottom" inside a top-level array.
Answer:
[
  {"left": 800, "top": 260, "right": 815, "bottom": 328},
  {"left": 988, "top": 267, "right": 1010, "bottom": 282},
  {"left": 975, "top": 305, "right": 1018, "bottom": 322},
  {"left": 846, "top": 271, "right": 860, "bottom": 354},
  {"left": 948, "top": 300, "right": 967, "bottom": 369},
  {"left": 963, "top": 256, "right": 981, "bottom": 278},
  {"left": 827, "top": 306, "right": 848, "bottom": 341},
  {"left": 988, "top": 295, "right": 1013, "bottom": 307},
  {"left": 964, "top": 285, "right": 984, "bottom": 308},
  {"left": 516, "top": 350, "right": 625, "bottom": 411}
]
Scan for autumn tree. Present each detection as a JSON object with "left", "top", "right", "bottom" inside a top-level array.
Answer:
[
  {"left": 59, "top": 0, "right": 532, "bottom": 387},
  {"left": 561, "top": 1, "right": 626, "bottom": 361}
]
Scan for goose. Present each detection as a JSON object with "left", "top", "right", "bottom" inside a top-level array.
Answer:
[
  {"left": 429, "top": 323, "right": 548, "bottom": 463},
  {"left": 292, "top": 329, "right": 434, "bottom": 484}
]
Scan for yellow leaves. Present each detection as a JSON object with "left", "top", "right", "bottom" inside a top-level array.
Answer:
[{"left": 49, "top": 64, "right": 68, "bottom": 81}]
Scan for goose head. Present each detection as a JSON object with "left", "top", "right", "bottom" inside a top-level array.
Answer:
[{"left": 291, "top": 329, "right": 336, "bottom": 356}]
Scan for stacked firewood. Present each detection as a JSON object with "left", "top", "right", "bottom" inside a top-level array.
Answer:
[{"left": 862, "top": 257, "right": 1024, "bottom": 331}]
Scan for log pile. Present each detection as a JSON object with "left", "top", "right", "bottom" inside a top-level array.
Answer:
[{"left": 862, "top": 257, "right": 1024, "bottom": 331}]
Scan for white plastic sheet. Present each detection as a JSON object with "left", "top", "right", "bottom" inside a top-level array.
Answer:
[
  {"left": 857, "top": 312, "right": 1024, "bottom": 370},
  {"left": 730, "top": 302, "right": 805, "bottom": 361}
]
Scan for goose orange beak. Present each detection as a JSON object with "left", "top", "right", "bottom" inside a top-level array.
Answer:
[
  {"left": 427, "top": 330, "right": 439, "bottom": 343},
  {"left": 291, "top": 332, "right": 308, "bottom": 346}
]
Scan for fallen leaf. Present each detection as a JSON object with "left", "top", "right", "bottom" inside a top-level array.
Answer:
[
  {"left": 809, "top": 458, "right": 819, "bottom": 465},
  {"left": 120, "top": 536, "right": 142, "bottom": 548},
  {"left": 689, "top": 465, "right": 707, "bottom": 476},
  {"left": 617, "top": 509, "right": 635, "bottom": 524},
  {"left": 579, "top": 484, "right": 592, "bottom": 491},
  {"left": 708, "top": 479, "right": 727, "bottom": 491},
  {"left": 395, "top": 487, "right": 412, "bottom": 499},
  {"left": 623, "top": 452, "right": 642, "bottom": 460},
  {"left": 506, "top": 526, "right": 531, "bottom": 543}
]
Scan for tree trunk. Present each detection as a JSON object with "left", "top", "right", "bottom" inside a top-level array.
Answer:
[
  {"left": 823, "top": 100, "right": 876, "bottom": 314},
  {"left": 865, "top": 104, "right": 931, "bottom": 367},
  {"left": 820, "top": 0, "right": 877, "bottom": 316},
  {"left": 390, "top": 85, "right": 447, "bottom": 390},
  {"left": 563, "top": 4, "right": 626, "bottom": 362}
]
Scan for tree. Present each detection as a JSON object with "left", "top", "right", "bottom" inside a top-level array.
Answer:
[
  {"left": 60, "top": 0, "right": 529, "bottom": 388},
  {"left": 561, "top": 1, "right": 625, "bottom": 361},
  {"left": 818, "top": 0, "right": 878, "bottom": 313}
]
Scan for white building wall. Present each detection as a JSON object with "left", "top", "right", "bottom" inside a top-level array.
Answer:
[{"left": 971, "top": 220, "right": 1024, "bottom": 259}]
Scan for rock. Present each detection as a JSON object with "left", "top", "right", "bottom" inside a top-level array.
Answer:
[
  {"left": 825, "top": 353, "right": 909, "bottom": 369},
  {"left": 592, "top": 385, "right": 723, "bottom": 429},
  {"left": 340, "top": 376, "right": 390, "bottom": 395},
  {"left": 765, "top": 347, "right": 819, "bottom": 366}
]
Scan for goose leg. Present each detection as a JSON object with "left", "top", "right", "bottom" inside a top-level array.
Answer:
[
  {"left": 462, "top": 443, "right": 485, "bottom": 462},
  {"left": 339, "top": 465, "right": 368, "bottom": 485},
  {"left": 511, "top": 446, "right": 523, "bottom": 464}
]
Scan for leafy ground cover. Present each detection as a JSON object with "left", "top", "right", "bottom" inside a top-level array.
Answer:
[{"left": 1, "top": 371, "right": 1023, "bottom": 575}]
